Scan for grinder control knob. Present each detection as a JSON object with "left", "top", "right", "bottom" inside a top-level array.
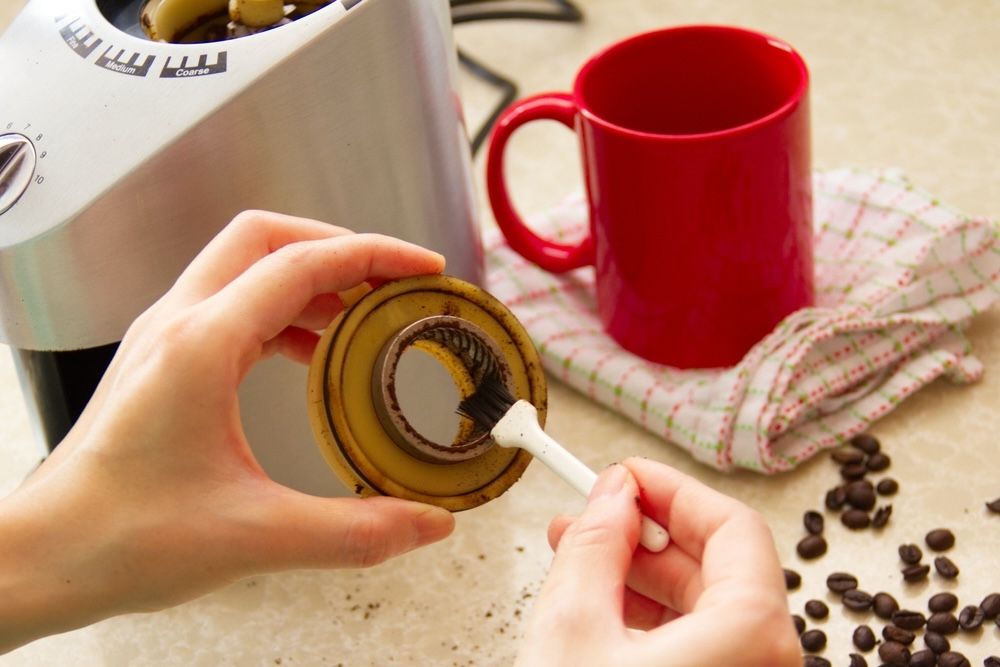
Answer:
[{"left": 0, "top": 133, "right": 36, "bottom": 216}]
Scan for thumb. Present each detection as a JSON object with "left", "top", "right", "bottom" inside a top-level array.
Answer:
[
  {"left": 535, "top": 464, "right": 640, "bottom": 631},
  {"left": 251, "top": 492, "right": 456, "bottom": 570}
]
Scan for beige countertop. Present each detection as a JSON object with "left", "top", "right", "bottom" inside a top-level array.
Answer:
[{"left": 2, "top": 1, "right": 999, "bottom": 665}]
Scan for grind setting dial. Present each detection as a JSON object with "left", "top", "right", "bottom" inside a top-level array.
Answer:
[{"left": 0, "top": 134, "right": 36, "bottom": 216}]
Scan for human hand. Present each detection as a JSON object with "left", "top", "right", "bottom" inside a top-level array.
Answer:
[
  {"left": 0, "top": 211, "right": 455, "bottom": 652},
  {"left": 516, "top": 458, "right": 800, "bottom": 667}
]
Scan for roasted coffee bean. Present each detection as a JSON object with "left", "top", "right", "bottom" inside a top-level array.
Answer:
[
  {"left": 825, "top": 485, "right": 848, "bottom": 510},
  {"left": 939, "top": 651, "right": 971, "bottom": 667},
  {"left": 927, "top": 611, "right": 959, "bottom": 634},
  {"left": 804, "top": 599, "right": 829, "bottom": 619},
  {"left": 842, "top": 509, "right": 871, "bottom": 529},
  {"left": 832, "top": 446, "right": 866, "bottom": 464},
  {"left": 803, "top": 657, "right": 831, "bottom": 667},
  {"left": 843, "top": 589, "right": 874, "bottom": 611},
  {"left": 928, "top": 592, "right": 959, "bottom": 613},
  {"left": 980, "top": 592, "right": 1000, "bottom": 618},
  {"left": 851, "top": 433, "right": 881, "bottom": 454},
  {"left": 876, "top": 477, "right": 899, "bottom": 495},
  {"left": 909, "top": 649, "right": 937, "bottom": 667},
  {"left": 984, "top": 657, "right": 1000, "bottom": 667},
  {"left": 873, "top": 592, "right": 900, "bottom": 619},
  {"left": 792, "top": 613, "right": 806, "bottom": 635},
  {"left": 841, "top": 462, "right": 869, "bottom": 481},
  {"left": 924, "top": 630, "right": 950, "bottom": 654},
  {"left": 987, "top": 497, "right": 1000, "bottom": 513},
  {"left": 892, "top": 609, "right": 926, "bottom": 630},
  {"left": 803, "top": 510, "right": 824, "bottom": 535},
  {"left": 797, "top": 534, "right": 827, "bottom": 559},
  {"left": 853, "top": 624, "right": 877, "bottom": 651},
  {"left": 926, "top": 528, "right": 955, "bottom": 551},
  {"left": 865, "top": 452, "right": 890, "bottom": 471},
  {"left": 878, "top": 640, "right": 910, "bottom": 665},
  {"left": 827, "top": 572, "right": 859, "bottom": 593},
  {"left": 882, "top": 624, "right": 916, "bottom": 645},
  {"left": 847, "top": 481, "right": 877, "bottom": 510},
  {"left": 958, "top": 604, "right": 984, "bottom": 630},
  {"left": 898, "top": 543, "right": 923, "bottom": 564},
  {"left": 872, "top": 504, "right": 892, "bottom": 528},
  {"left": 800, "top": 628, "right": 826, "bottom": 652},
  {"left": 934, "top": 556, "right": 960, "bottom": 579},
  {"left": 903, "top": 563, "right": 931, "bottom": 582},
  {"left": 783, "top": 568, "right": 802, "bottom": 590},
  {"left": 848, "top": 653, "right": 866, "bottom": 667}
]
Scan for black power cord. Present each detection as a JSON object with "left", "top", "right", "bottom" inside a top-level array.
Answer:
[{"left": 450, "top": 0, "right": 584, "bottom": 155}]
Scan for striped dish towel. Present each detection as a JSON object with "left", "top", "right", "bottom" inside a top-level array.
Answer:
[{"left": 484, "top": 168, "right": 1000, "bottom": 473}]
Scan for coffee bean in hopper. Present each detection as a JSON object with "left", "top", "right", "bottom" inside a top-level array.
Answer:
[
  {"left": 925, "top": 528, "right": 956, "bottom": 551},
  {"left": 827, "top": 572, "right": 859, "bottom": 593},
  {"left": 847, "top": 654, "right": 866, "bottom": 667},
  {"left": 792, "top": 614, "right": 806, "bottom": 635},
  {"left": 803, "top": 510, "right": 824, "bottom": 534},
  {"left": 927, "top": 611, "right": 960, "bottom": 634},
  {"left": 783, "top": 568, "right": 801, "bottom": 590},
  {"left": 825, "top": 485, "right": 848, "bottom": 510},
  {"left": 876, "top": 477, "right": 899, "bottom": 495},
  {"left": 909, "top": 648, "right": 937, "bottom": 667},
  {"left": 797, "top": 534, "right": 827, "bottom": 559},
  {"left": 923, "top": 630, "right": 950, "bottom": 653},
  {"left": 979, "top": 592, "right": 1000, "bottom": 618},
  {"left": 852, "top": 624, "right": 877, "bottom": 651},
  {"left": 902, "top": 563, "right": 931, "bottom": 582},
  {"left": 804, "top": 599, "right": 829, "bottom": 619},
  {"left": 898, "top": 543, "right": 923, "bottom": 564},
  {"left": 882, "top": 624, "right": 916, "bottom": 645},
  {"left": 832, "top": 446, "right": 866, "bottom": 465},
  {"left": 878, "top": 640, "right": 910, "bottom": 665},
  {"left": 803, "top": 657, "right": 831, "bottom": 667},
  {"left": 957, "top": 604, "right": 984, "bottom": 630},
  {"left": 843, "top": 589, "right": 874, "bottom": 612},
  {"left": 842, "top": 509, "right": 871, "bottom": 529},
  {"left": 985, "top": 657, "right": 1000, "bottom": 667},
  {"left": 865, "top": 452, "right": 891, "bottom": 471},
  {"left": 938, "top": 651, "right": 971, "bottom": 667},
  {"left": 800, "top": 628, "right": 827, "bottom": 652},
  {"left": 850, "top": 433, "right": 881, "bottom": 454},
  {"left": 872, "top": 504, "right": 892, "bottom": 528},
  {"left": 873, "top": 591, "right": 900, "bottom": 619},
  {"left": 846, "top": 481, "right": 877, "bottom": 510},
  {"left": 934, "top": 555, "right": 960, "bottom": 579},
  {"left": 841, "top": 463, "right": 868, "bottom": 481},
  {"left": 891, "top": 609, "right": 927, "bottom": 630},
  {"left": 928, "top": 592, "right": 959, "bottom": 613},
  {"left": 987, "top": 497, "right": 1000, "bottom": 513}
]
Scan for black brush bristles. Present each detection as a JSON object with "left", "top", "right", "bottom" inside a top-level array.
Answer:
[{"left": 456, "top": 371, "right": 517, "bottom": 433}]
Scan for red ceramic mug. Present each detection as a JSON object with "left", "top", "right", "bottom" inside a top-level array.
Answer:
[{"left": 486, "top": 25, "right": 814, "bottom": 368}]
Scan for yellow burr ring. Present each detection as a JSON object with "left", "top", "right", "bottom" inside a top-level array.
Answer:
[{"left": 307, "top": 275, "right": 547, "bottom": 511}]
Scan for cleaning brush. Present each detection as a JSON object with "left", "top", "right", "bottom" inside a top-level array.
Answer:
[{"left": 458, "top": 372, "right": 669, "bottom": 552}]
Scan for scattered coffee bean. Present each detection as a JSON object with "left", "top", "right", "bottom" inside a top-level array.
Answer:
[
  {"left": 853, "top": 624, "right": 877, "bottom": 651},
  {"left": 825, "top": 485, "right": 848, "bottom": 510},
  {"left": 987, "top": 497, "right": 1000, "bottom": 513},
  {"left": 878, "top": 640, "right": 910, "bottom": 665},
  {"left": 783, "top": 568, "right": 801, "bottom": 590},
  {"left": 797, "top": 534, "right": 827, "bottom": 559},
  {"left": 924, "top": 630, "right": 950, "bottom": 654},
  {"left": 803, "top": 510, "right": 824, "bottom": 535},
  {"left": 909, "top": 648, "right": 937, "bottom": 667},
  {"left": 939, "top": 651, "right": 971, "bottom": 667},
  {"left": 800, "top": 628, "right": 826, "bottom": 652},
  {"left": 847, "top": 481, "right": 877, "bottom": 510},
  {"left": 980, "top": 592, "right": 1000, "bottom": 619},
  {"left": 927, "top": 611, "right": 959, "bottom": 634},
  {"left": 958, "top": 604, "right": 984, "bottom": 630},
  {"left": 866, "top": 452, "right": 891, "bottom": 471},
  {"left": 872, "top": 504, "right": 892, "bottom": 528},
  {"left": 984, "top": 657, "right": 1000, "bottom": 667},
  {"left": 926, "top": 528, "right": 955, "bottom": 551},
  {"left": 898, "top": 543, "right": 923, "bottom": 564},
  {"left": 843, "top": 589, "right": 874, "bottom": 612},
  {"left": 934, "top": 555, "right": 960, "bottom": 579},
  {"left": 841, "top": 462, "right": 868, "bottom": 481},
  {"left": 842, "top": 509, "right": 871, "bottom": 529},
  {"left": 851, "top": 433, "right": 881, "bottom": 454},
  {"left": 792, "top": 613, "right": 806, "bottom": 635},
  {"left": 892, "top": 609, "right": 927, "bottom": 630},
  {"left": 882, "top": 624, "right": 916, "bottom": 645},
  {"left": 876, "top": 477, "right": 899, "bottom": 495},
  {"left": 803, "top": 657, "right": 831, "bottom": 667},
  {"left": 928, "top": 592, "right": 959, "bottom": 613},
  {"left": 873, "top": 592, "right": 900, "bottom": 619},
  {"left": 832, "top": 446, "right": 866, "bottom": 464},
  {"left": 804, "top": 599, "right": 829, "bottom": 619},
  {"left": 903, "top": 563, "right": 931, "bottom": 582},
  {"left": 827, "top": 572, "right": 859, "bottom": 593},
  {"left": 848, "top": 653, "right": 867, "bottom": 667}
]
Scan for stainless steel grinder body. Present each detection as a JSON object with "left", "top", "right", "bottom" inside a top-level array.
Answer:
[{"left": 0, "top": 0, "right": 482, "bottom": 495}]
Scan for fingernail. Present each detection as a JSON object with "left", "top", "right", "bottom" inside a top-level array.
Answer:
[
  {"left": 591, "top": 463, "right": 628, "bottom": 499},
  {"left": 412, "top": 505, "right": 455, "bottom": 545}
]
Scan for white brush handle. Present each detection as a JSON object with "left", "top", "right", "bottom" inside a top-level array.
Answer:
[{"left": 492, "top": 401, "right": 669, "bottom": 552}]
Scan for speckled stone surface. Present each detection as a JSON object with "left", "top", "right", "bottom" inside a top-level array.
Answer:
[{"left": 1, "top": 1, "right": 998, "bottom": 665}]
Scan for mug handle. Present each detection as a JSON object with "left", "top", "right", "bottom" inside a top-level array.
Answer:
[{"left": 486, "top": 93, "right": 595, "bottom": 273}]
